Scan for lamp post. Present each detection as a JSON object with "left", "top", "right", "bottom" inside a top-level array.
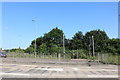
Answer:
[{"left": 32, "top": 19, "right": 37, "bottom": 62}]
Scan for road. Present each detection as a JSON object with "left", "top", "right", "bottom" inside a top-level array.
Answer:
[{"left": 0, "top": 57, "right": 119, "bottom": 78}]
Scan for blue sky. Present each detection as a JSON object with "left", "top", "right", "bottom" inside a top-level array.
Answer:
[{"left": 2, "top": 2, "right": 118, "bottom": 49}]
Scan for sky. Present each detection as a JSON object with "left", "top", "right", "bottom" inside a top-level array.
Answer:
[
  {"left": 118, "top": 1, "right": 120, "bottom": 39},
  {"left": 2, "top": 2, "right": 118, "bottom": 49}
]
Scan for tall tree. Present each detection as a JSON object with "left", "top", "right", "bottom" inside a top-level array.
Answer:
[
  {"left": 70, "top": 31, "right": 84, "bottom": 50},
  {"left": 84, "top": 29, "right": 109, "bottom": 52},
  {"left": 38, "top": 43, "right": 47, "bottom": 54},
  {"left": 43, "top": 27, "right": 64, "bottom": 48},
  {"left": 106, "top": 38, "right": 120, "bottom": 54}
]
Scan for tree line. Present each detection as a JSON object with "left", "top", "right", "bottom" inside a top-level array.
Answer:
[{"left": 24, "top": 27, "right": 120, "bottom": 55}]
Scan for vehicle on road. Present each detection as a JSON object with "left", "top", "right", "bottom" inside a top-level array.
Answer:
[{"left": 0, "top": 52, "right": 7, "bottom": 58}]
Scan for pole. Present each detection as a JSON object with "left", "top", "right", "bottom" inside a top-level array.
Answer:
[
  {"left": 89, "top": 37, "right": 91, "bottom": 61},
  {"left": 89, "top": 44, "right": 91, "bottom": 61},
  {"left": 63, "top": 34, "right": 65, "bottom": 54},
  {"left": 32, "top": 19, "right": 37, "bottom": 62},
  {"left": 77, "top": 49, "right": 78, "bottom": 59},
  {"left": 98, "top": 53, "right": 99, "bottom": 64},
  {"left": 92, "top": 35, "right": 95, "bottom": 61}
]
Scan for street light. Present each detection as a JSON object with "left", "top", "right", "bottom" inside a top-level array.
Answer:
[{"left": 32, "top": 19, "right": 37, "bottom": 62}]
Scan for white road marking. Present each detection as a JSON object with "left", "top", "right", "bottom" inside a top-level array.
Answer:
[
  {"left": 36, "top": 68, "right": 63, "bottom": 71},
  {"left": 72, "top": 68, "right": 78, "bottom": 70},
  {"left": 86, "top": 67, "right": 92, "bottom": 68},
  {"left": 88, "top": 75, "right": 118, "bottom": 78},
  {"left": 101, "top": 69, "right": 118, "bottom": 71},
  {"left": 0, "top": 73, "right": 30, "bottom": 76}
]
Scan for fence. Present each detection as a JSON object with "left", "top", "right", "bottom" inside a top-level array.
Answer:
[{"left": 5, "top": 52, "right": 119, "bottom": 65}]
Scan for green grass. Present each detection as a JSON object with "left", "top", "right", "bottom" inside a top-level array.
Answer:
[
  {"left": 6, "top": 52, "right": 119, "bottom": 65},
  {"left": 100, "top": 54, "right": 119, "bottom": 65}
]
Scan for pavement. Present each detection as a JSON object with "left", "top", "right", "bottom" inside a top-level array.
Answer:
[{"left": 0, "top": 57, "right": 119, "bottom": 78}]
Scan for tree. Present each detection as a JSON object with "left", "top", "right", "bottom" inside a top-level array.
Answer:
[
  {"left": 25, "top": 47, "right": 34, "bottom": 54},
  {"left": 38, "top": 43, "right": 47, "bottom": 54},
  {"left": 70, "top": 31, "right": 84, "bottom": 50},
  {"left": 43, "top": 27, "right": 65, "bottom": 53},
  {"left": 28, "top": 27, "right": 64, "bottom": 54},
  {"left": 31, "top": 37, "right": 43, "bottom": 49},
  {"left": 47, "top": 43, "right": 59, "bottom": 54},
  {"left": 43, "top": 27, "right": 64, "bottom": 47},
  {"left": 26, "top": 27, "right": 120, "bottom": 56},
  {"left": 106, "top": 38, "right": 120, "bottom": 54},
  {"left": 84, "top": 29, "right": 109, "bottom": 52}
]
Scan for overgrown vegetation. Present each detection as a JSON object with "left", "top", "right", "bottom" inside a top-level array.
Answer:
[{"left": 5, "top": 27, "right": 120, "bottom": 65}]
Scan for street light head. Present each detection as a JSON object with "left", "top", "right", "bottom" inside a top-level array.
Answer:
[{"left": 32, "top": 19, "right": 35, "bottom": 22}]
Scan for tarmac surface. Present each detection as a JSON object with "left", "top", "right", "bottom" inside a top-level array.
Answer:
[{"left": 0, "top": 57, "right": 119, "bottom": 78}]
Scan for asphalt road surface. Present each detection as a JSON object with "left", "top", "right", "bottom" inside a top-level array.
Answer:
[{"left": 0, "top": 57, "right": 118, "bottom": 78}]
